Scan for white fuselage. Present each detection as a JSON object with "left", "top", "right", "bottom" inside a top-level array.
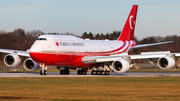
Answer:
[{"left": 29, "top": 35, "right": 135, "bottom": 67}]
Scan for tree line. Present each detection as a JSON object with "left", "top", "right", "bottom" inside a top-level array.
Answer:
[
  {"left": 81, "top": 31, "right": 121, "bottom": 40},
  {"left": 0, "top": 28, "right": 179, "bottom": 56}
]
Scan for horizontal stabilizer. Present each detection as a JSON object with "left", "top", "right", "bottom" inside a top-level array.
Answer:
[{"left": 131, "top": 41, "right": 173, "bottom": 49}]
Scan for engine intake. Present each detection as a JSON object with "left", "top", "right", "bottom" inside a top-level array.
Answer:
[
  {"left": 112, "top": 59, "right": 130, "bottom": 73},
  {"left": 4, "top": 54, "right": 21, "bottom": 67},
  {"left": 23, "top": 58, "right": 40, "bottom": 71},
  {"left": 157, "top": 55, "right": 175, "bottom": 69}
]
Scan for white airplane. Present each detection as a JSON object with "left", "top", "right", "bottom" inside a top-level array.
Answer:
[{"left": 1, "top": 5, "right": 180, "bottom": 75}]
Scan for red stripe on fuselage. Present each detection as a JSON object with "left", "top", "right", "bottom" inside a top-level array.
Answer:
[
  {"left": 109, "top": 41, "right": 127, "bottom": 53},
  {"left": 108, "top": 41, "right": 131, "bottom": 54},
  {"left": 30, "top": 52, "right": 98, "bottom": 67}
]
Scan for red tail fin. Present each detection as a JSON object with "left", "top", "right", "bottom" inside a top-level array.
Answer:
[{"left": 117, "top": 5, "right": 138, "bottom": 41}]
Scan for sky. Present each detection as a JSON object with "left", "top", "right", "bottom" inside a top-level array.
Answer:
[{"left": 0, "top": 0, "right": 179, "bottom": 40}]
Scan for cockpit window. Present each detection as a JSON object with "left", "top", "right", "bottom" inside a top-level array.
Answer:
[{"left": 36, "top": 38, "right": 47, "bottom": 41}]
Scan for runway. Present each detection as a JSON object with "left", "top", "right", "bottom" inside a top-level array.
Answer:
[{"left": 0, "top": 72, "right": 180, "bottom": 77}]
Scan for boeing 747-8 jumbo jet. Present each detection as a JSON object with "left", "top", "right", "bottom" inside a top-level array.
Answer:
[{"left": 0, "top": 5, "right": 180, "bottom": 75}]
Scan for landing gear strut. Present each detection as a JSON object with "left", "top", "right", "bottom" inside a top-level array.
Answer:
[{"left": 40, "top": 63, "right": 47, "bottom": 75}]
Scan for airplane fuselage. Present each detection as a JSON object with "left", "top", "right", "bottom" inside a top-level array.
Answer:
[{"left": 29, "top": 35, "right": 136, "bottom": 67}]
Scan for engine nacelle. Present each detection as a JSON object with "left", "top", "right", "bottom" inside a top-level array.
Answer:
[
  {"left": 112, "top": 59, "right": 130, "bottom": 73},
  {"left": 4, "top": 54, "right": 21, "bottom": 67},
  {"left": 23, "top": 58, "right": 40, "bottom": 71},
  {"left": 157, "top": 55, "right": 175, "bottom": 69}
]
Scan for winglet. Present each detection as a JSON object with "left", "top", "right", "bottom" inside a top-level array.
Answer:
[{"left": 117, "top": 5, "right": 138, "bottom": 41}]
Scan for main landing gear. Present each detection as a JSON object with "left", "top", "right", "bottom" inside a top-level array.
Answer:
[
  {"left": 40, "top": 63, "right": 47, "bottom": 75},
  {"left": 60, "top": 69, "right": 70, "bottom": 75},
  {"left": 77, "top": 68, "right": 88, "bottom": 75},
  {"left": 91, "top": 65, "right": 110, "bottom": 75},
  {"left": 58, "top": 67, "right": 87, "bottom": 75},
  {"left": 58, "top": 66, "right": 70, "bottom": 75},
  {"left": 91, "top": 70, "right": 110, "bottom": 75}
]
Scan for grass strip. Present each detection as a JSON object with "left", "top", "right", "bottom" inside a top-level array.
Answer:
[{"left": 0, "top": 77, "right": 180, "bottom": 101}]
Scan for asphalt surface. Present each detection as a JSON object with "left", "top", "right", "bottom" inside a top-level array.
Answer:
[{"left": 0, "top": 72, "right": 180, "bottom": 77}]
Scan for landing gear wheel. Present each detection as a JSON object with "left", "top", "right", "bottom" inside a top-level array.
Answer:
[
  {"left": 77, "top": 70, "right": 82, "bottom": 75},
  {"left": 60, "top": 70, "right": 65, "bottom": 75},
  {"left": 44, "top": 70, "right": 47, "bottom": 75},
  {"left": 96, "top": 70, "right": 101, "bottom": 75},
  {"left": 65, "top": 70, "right": 70, "bottom": 74},
  {"left": 40, "top": 70, "right": 43, "bottom": 75},
  {"left": 101, "top": 71, "right": 106, "bottom": 75},
  {"left": 91, "top": 70, "right": 110, "bottom": 75},
  {"left": 105, "top": 71, "right": 110, "bottom": 75},
  {"left": 60, "top": 70, "right": 65, "bottom": 74},
  {"left": 77, "top": 70, "right": 86, "bottom": 75},
  {"left": 91, "top": 70, "right": 96, "bottom": 75},
  {"left": 82, "top": 71, "right": 86, "bottom": 75},
  {"left": 60, "top": 70, "right": 70, "bottom": 75},
  {"left": 39, "top": 63, "right": 48, "bottom": 75}
]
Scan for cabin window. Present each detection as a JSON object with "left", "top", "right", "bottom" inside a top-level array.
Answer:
[{"left": 36, "top": 38, "right": 47, "bottom": 41}]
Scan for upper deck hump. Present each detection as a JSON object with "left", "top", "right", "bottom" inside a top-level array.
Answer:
[{"left": 38, "top": 35, "right": 84, "bottom": 41}]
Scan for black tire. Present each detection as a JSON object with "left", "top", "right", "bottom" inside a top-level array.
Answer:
[
  {"left": 60, "top": 70, "right": 65, "bottom": 75},
  {"left": 101, "top": 70, "right": 105, "bottom": 75},
  {"left": 96, "top": 70, "right": 101, "bottom": 75},
  {"left": 65, "top": 70, "right": 70, "bottom": 75},
  {"left": 82, "top": 71, "right": 86, "bottom": 75},
  {"left": 91, "top": 70, "right": 97, "bottom": 75},
  {"left": 82, "top": 69, "right": 86, "bottom": 75},
  {"left": 77, "top": 70, "right": 82, "bottom": 75},
  {"left": 91, "top": 70, "right": 95, "bottom": 75},
  {"left": 91, "top": 70, "right": 94, "bottom": 75},
  {"left": 105, "top": 71, "right": 110, "bottom": 75},
  {"left": 44, "top": 70, "right": 47, "bottom": 75},
  {"left": 40, "top": 70, "right": 43, "bottom": 75}
]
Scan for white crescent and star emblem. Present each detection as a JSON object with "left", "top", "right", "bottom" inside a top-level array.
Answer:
[{"left": 129, "top": 15, "right": 134, "bottom": 30}]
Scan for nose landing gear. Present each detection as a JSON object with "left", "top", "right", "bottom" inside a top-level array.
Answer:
[{"left": 40, "top": 63, "right": 47, "bottom": 75}]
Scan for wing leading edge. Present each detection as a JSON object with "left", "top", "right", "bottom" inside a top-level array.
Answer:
[
  {"left": 82, "top": 52, "right": 180, "bottom": 64},
  {"left": 0, "top": 49, "right": 30, "bottom": 57}
]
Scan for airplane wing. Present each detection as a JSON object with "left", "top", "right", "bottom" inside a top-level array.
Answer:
[
  {"left": 0, "top": 49, "right": 30, "bottom": 57},
  {"left": 82, "top": 41, "right": 175, "bottom": 64},
  {"left": 131, "top": 41, "right": 173, "bottom": 49},
  {"left": 82, "top": 52, "right": 180, "bottom": 64},
  {"left": 82, "top": 52, "right": 180, "bottom": 73}
]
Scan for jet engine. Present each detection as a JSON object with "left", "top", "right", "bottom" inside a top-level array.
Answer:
[
  {"left": 112, "top": 59, "right": 130, "bottom": 73},
  {"left": 23, "top": 58, "right": 40, "bottom": 71},
  {"left": 157, "top": 55, "right": 175, "bottom": 69},
  {"left": 4, "top": 54, "right": 21, "bottom": 67}
]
